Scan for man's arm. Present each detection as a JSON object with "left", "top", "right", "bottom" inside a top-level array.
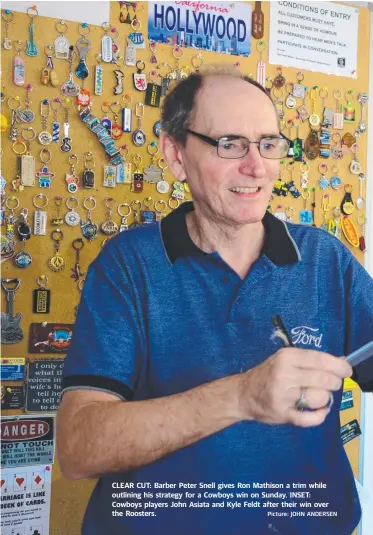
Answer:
[
  {"left": 57, "top": 348, "right": 350, "bottom": 480},
  {"left": 57, "top": 374, "right": 242, "bottom": 480}
]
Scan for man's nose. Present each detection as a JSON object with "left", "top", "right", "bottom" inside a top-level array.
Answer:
[{"left": 239, "top": 143, "right": 267, "bottom": 176}]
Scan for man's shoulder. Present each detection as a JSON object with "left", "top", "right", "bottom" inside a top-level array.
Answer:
[{"left": 285, "top": 220, "right": 353, "bottom": 266}]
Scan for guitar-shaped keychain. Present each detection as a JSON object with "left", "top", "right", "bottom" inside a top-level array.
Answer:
[
  {"left": 25, "top": 6, "right": 38, "bottom": 57},
  {"left": 1, "top": 278, "right": 24, "bottom": 344}
]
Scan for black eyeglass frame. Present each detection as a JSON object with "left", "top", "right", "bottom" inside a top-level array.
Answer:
[{"left": 184, "top": 128, "right": 292, "bottom": 159}]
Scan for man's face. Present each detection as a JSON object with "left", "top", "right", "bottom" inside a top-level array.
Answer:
[{"left": 176, "top": 76, "right": 281, "bottom": 226}]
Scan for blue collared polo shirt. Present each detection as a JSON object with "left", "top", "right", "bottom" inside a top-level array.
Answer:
[{"left": 62, "top": 201, "right": 373, "bottom": 535}]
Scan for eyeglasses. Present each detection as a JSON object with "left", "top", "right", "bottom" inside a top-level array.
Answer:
[{"left": 185, "top": 129, "right": 291, "bottom": 160}]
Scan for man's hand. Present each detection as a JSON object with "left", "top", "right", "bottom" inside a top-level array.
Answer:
[{"left": 237, "top": 348, "right": 353, "bottom": 427}]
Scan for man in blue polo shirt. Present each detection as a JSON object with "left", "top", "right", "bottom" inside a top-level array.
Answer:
[{"left": 57, "top": 68, "right": 373, "bottom": 535}]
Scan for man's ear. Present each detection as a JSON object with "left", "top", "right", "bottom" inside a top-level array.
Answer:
[{"left": 160, "top": 133, "right": 187, "bottom": 181}]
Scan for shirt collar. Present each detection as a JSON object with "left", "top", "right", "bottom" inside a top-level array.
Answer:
[{"left": 160, "top": 201, "right": 301, "bottom": 266}]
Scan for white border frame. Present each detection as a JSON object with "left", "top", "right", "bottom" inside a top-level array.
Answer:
[{"left": 359, "top": 5, "right": 373, "bottom": 535}]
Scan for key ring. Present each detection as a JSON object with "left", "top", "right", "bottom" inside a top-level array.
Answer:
[
  {"left": 27, "top": 6, "right": 38, "bottom": 18},
  {"left": 147, "top": 142, "right": 159, "bottom": 158},
  {"left": 51, "top": 228, "right": 64, "bottom": 242},
  {"left": 44, "top": 44, "right": 55, "bottom": 57},
  {"left": 131, "top": 200, "right": 142, "bottom": 212},
  {"left": 33, "top": 194, "right": 48, "bottom": 209},
  {"left": 154, "top": 200, "right": 166, "bottom": 214},
  {"left": 78, "top": 22, "right": 91, "bottom": 36},
  {"left": 22, "top": 126, "right": 36, "bottom": 143},
  {"left": 131, "top": 18, "right": 141, "bottom": 31},
  {"left": 135, "top": 102, "right": 144, "bottom": 117},
  {"left": 5, "top": 196, "right": 20, "bottom": 210},
  {"left": 50, "top": 98, "right": 62, "bottom": 113},
  {"left": 300, "top": 161, "right": 310, "bottom": 174},
  {"left": 158, "top": 157, "right": 168, "bottom": 170},
  {"left": 8, "top": 96, "right": 21, "bottom": 110},
  {"left": 101, "top": 21, "right": 111, "bottom": 33},
  {"left": 104, "top": 197, "right": 116, "bottom": 210},
  {"left": 122, "top": 94, "right": 132, "bottom": 107},
  {"left": 72, "top": 237, "right": 84, "bottom": 250},
  {"left": 12, "top": 140, "right": 27, "bottom": 155},
  {"left": 40, "top": 148, "right": 51, "bottom": 164},
  {"left": 172, "top": 45, "right": 183, "bottom": 60},
  {"left": 109, "top": 101, "right": 122, "bottom": 116},
  {"left": 66, "top": 196, "right": 79, "bottom": 210},
  {"left": 157, "top": 62, "right": 173, "bottom": 78},
  {"left": 36, "top": 275, "right": 49, "bottom": 288},
  {"left": 117, "top": 203, "right": 131, "bottom": 217},
  {"left": 120, "top": 145, "right": 129, "bottom": 158},
  {"left": 83, "top": 196, "right": 96, "bottom": 211},
  {"left": 78, "top": 278, "right": 85, "bottom": 291},
  {"left": 143, "top": 197, "right": 153, "bottom": 208},
  {"left": 191, "top": 53, "right": 203, "bottom": 70},
  {"left": 133, "top": 154, "right": 142, "bottom": 171},
  {"left": 2, "top": 9, "right": 14, "bottom": 23},
  {"left": 68, "top": 154, "right": 78, "bottom": 166},
  {"left": 168, "top": 198, "right": 180, "bottom": 210},
  {"left": 135, "top": 60, "right": 146, "bottom": 73},
  {"left": 55, "top": 20, "right": 68, "bottom": 35},
  {"left": 101, "top": 101, "right": 110, "bottom": 114},
  {"left": 84, "top": 152, "right": 95, "bottom": 169},
  {"left": 14, "top": 40, "right": 25, "bottom": 53}
]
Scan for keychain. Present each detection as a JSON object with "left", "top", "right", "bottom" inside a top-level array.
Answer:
[
  {"left": 117, "top": 203, "right": 131, "bottom": 231},
  {"left": 51, "top": 196, "right": 64, "bottom": 226},
  {"left": 81, "top": 196, "right": 98, "bottom": 241},
  {"left": 285, "top": 84, "right": 296, "bottom": 109},
  {"left": 149, "top": 40, "right": 158, "bottom": 64},
  {"left": 133, "top": 60, "right": 147, "bottom": 91},
  {"left": 95, "top": 55, "right": 104, "bottom": 96},
  {"left": 109, "top": 102, "right": 123, "bottom": 139},
  {"left": 157, "top": 62, "right": 173, "bottom": 96},
  {"left": 82, "top": 151, "right": 95, "bottom": 188},
  {"left": 117, "top": 145, "right": 132, "bottom": 184},
  {"left": 103, "top": 165, "right": 117, "bottom": 188},
  {"left": 145, "top": 71, "right": 161, "bottom": 107},
  {"left": 54, "top": 20, "right": 70, "bottom": 60},
  {"left": 114, "top": 69, "right": 124, "bottom": 96},
  {"left": 41, "top": 45, "right": 59, "bottom": 87},
  {"left": 33, "top": 193, "right": 48, "bottom": 235},
  {"left": 101, "top": 21, "right": 113, "bottom": 62},
  {"left": 330, "top": 164, "right": 342, "bottom": 190},
  {"left": 156, "top": 158, "right": 170, "bottom": 194},
  {"left": 299, "top": 189, "right": 313, "bottom": 225},
  {"left": 273, "top": 67, "right": 286, "bottom": 89},
  {"left": 33, "top": 275, "right": 51, "bottom": 314},
  {"left": 309, "top": 87, "right": 320, "bottom": 127},
  {"left": 191, "top": 53, "right": 203, "bottom": 73},
  {"left": 26, "top": 6, "right": 38, "bottom": 56},
  {"left": 65, "top": 154, "right": 79, "bottom": 193},
  {"left": 2, "top": 9, "right": 13, "bottom": 50},
  {"left": 11, "top": 140, "right": 26, "bottom": 192},
  {"left": 71, "top": 239, "right": 86, "bottom": 281},
  {"left": 13, "top": 40, "right": 26, "bottom": 86},
  {"left": 358, "top": 214, "right": 367, "bottom": 252},
  {"left": 110, "top": 27, "right": 121, "bottom": 64},
  {"left": 144, "top": 142, "right": 162, "bottom": 183},
  {"left": 36, "top": 148, "right": 55, "bottom": 188},
  {"left": 154, "top": 200, "right": 167, "bottom": 221},
  {"left": 75, "top": 23, "right": 91, "bottom": 82},
  {"left": 169, "top": 45, "right": 188, "bottom": 82},
  {"left": 317, "top": 163, "right": 329, "bottom": 190},
  {"left": 101, "top": 198, "right": 119, "bottom": 235},
  {"left": 8, "top": 96, "right": 21, "bottom": 141},
  {"left": 299, "top": 161, "right": 310, "bottom": 190},
  {"left": 341, "top": 90, "right": 356, "bottom": 124},
  {"left": 131, "top": 200, "right": 142, "bottom": 227},
  {"left": 79, "top": 107, "right": 123, "bottom": 166},
  {"left": 133, "top": 103, "right": 146, "bottom": 146},
  {"left": 272, "top": 88, "right": 284, "bottom": 121},
  {"left": 60, "top": 97, "right": 73, "bottom": 153},
  {"left": 333, "top": 90, "right": 344, "bottom": 129},
  {"left": 101, "top": 101, "right": 112, "bottom": 135},
  {"left": 51, "top": 97, "right": 62, "bottom": 143},
  {"left": 65, "top": 196, "right": 80, "bottom": 226},
  {"left": 121, "top": 94, "right": 132, "bottom": 132},
  {"left": 18, "top": 83, "right": 35, "bottom": 123},
  {"left": 255, "top": 41, "right": 266, "bottom": 87},
  {"left": 39, "top": 99, "right": 53, "bottom": 145},
  {"left": 3, "top": 196, "right": 19, "bottom": 262},
  {"left": 132, "top": 155, "right": 144, "bottom": 193},
  {"left": 61, "top": 46, "right": 80, "bottom": 97},
  {"left": 320, "top": 194, "right": 330, "bottom": 231},
  {"left": 357, "top": 93, "right": 368, "bottom": 133},
  {"left": 141, "top": 197, "right": 156, "bottom": 225},
  {"left": 128, "top": 17, "right": 145, "bottom": 48},
  {"left": 14, "top": 208, "right": 32, "bottom": 268},
  {"left": 20, "top": 127, "right": 36, "bottom": 186},
  {"left": 124, "top": 35, "right": 137, "bottom": 66},
  {"left": 341, "top": 184, "right": 355, "bottom": 215},
  {"left": 305, "top": 127, "right": 320, "bottom": 160},
  {"left": 293, "top": 72, "right": 306, "bottom": 99},
  {"left": 349, "top": 143, "right": 362, "bottom": 175},
  {"left": 48, "top": 228, "right": 65, "bottom": 272}
]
